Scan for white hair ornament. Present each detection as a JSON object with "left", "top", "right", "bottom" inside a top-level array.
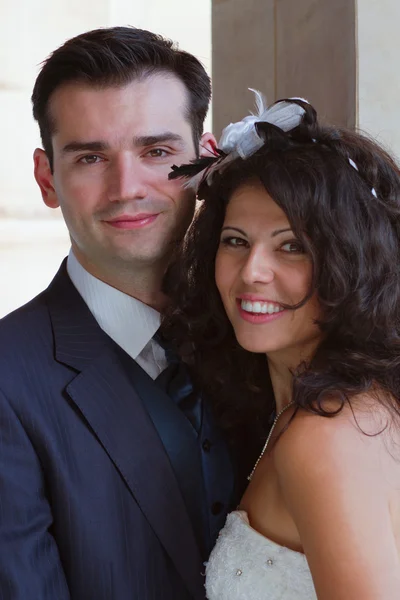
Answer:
[
  {"left": 180, "top": 90, "right": 309, "bottom": 191},
  {"left": 169, "top": 90, "right": 378, "bottom": 199},
  {"left": 219, "top": 90, "right": 308, "bottom": 159}
]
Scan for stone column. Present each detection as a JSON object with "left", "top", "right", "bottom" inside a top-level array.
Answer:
[{"left": 212, "top": 0, "right": 356, "bottom": 136}]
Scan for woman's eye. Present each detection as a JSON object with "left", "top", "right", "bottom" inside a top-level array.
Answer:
[
  {"left": 280, "top": 240, "right": 305, "bottom": 253},
  {"left": 221, "top": 236, "right": 248, "bottom": 248}
]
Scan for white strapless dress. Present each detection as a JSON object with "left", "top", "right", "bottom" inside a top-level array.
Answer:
[{"left": 205, "top": 511, "right": 317, "bottom": 600}]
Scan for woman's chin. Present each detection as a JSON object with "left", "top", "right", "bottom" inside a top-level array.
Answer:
[{"left": 235, "top": 334, "right": 284, "bottom": 355}]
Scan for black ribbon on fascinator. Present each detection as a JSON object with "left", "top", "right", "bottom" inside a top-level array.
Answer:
[{"left": 169, "top": 148, "right": 227, "bottom": 194}]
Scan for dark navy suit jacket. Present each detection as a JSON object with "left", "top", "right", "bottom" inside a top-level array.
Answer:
[{"left": 0, "top": 262, "right": 213, "bottom": 599}]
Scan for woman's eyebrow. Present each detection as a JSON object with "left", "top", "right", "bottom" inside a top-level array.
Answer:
[
  {"left": 271, "top": 228, "right": 292, "bottom": 237},
  {"left": 221, "top": 226, "right": 247, "bottom": 236}
]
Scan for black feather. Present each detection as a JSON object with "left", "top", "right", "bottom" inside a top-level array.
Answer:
[{"left": 168, "top": 150, "right": 226, "bottom": 181}]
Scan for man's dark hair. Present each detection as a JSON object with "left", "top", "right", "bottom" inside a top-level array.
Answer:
[{"left": 31, "top": 26, "right": 211, "bottom": 170}]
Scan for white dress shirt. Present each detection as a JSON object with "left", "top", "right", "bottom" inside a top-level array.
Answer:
[{"left": 67, "top": 251, "right": 168, "bottom": 379}]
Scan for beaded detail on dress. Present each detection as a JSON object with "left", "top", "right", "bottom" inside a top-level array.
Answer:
[{"left": 205, "top": 511, "right": 317, "bottom": 600}]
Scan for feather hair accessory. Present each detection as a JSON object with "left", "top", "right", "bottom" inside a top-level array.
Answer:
[
  {"left": 169, "top": 90, "right": 379, "bottom": 199},
  {"left": 169, "top": 89, "right": 309, "bottom": 192}
]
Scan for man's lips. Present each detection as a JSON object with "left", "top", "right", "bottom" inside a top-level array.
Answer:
[{"left": 104, "top": 213, "right": 159, "bottom": 230}]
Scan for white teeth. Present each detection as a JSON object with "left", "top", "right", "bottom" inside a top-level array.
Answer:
[{"left": 240, "top": 300, "right": 283, "bottom": 314}]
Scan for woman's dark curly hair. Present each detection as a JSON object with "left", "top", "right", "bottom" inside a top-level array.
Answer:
[{"left": 163, "top": 99, "right": 400, "bottom": 440}]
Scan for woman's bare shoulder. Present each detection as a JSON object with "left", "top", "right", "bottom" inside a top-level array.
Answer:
[
  {"left": 271, "top": 395, "right": 400, "bottom": 600},
  {"left": 274, "top": 393, "right": 399, "bottom": 487}
]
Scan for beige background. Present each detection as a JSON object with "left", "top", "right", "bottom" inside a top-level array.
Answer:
[{"left": 357, "top": 0, "right": 400, "bottom": 156}]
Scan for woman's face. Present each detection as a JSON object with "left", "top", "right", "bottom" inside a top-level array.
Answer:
[{"left": 215, "top": 180, "right": 322, "bottom": 363}]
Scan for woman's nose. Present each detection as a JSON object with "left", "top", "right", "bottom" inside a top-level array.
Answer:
[{"left": 240, "top": 247, "right": 275, "bottom": 286}]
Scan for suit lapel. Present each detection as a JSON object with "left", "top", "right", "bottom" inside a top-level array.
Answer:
[
  {"left": 46, "top": 262, "right": 204, "bottom": 598},
  {"left": 117, "top": 348, "right": 208, "bottom": 558}
]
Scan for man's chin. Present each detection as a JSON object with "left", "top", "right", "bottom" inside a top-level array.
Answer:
[{"left": 105, "top": 248, "right": 172, "bottom": 268}]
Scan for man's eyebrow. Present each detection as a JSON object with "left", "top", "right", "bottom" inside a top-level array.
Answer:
[
  {"left": 132, "top": 133, "right": 185, "bottom": 147},
  {"left": 61, "top": 133, "right": 185, "bottom": 154},
  {"left": 62, "top": 141, "right": 109, "bottom": 153}
]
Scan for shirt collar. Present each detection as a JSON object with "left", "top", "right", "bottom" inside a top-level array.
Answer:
[{"left": 66, "top": 250, "right": 160, "bottom": 360}]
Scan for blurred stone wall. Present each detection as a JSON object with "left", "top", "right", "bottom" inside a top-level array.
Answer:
[{"left": 212, "top": 0, "right": 356, "bottom": 137}]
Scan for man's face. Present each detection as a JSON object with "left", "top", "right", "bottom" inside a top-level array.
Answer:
[{"left": 34, "top": 74, "right": 206, "bottom": 277}]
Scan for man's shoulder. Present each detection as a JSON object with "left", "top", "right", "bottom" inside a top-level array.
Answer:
[
  {"left": 0, "top": 288, "right": 58, "bottom": 368},
  {"left": 0, "top": 291, "right": 56, "bottom": 390},
  {"left": 0, "top": 260, "right": 70, "bottom": 344},
  {"left": 0, "top": 290, "right": 50, "bottom": 338}
]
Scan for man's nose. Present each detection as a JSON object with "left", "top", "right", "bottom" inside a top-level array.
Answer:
[
  {"left": 107, "top": 154, "right": 148, "bottom": 202},
  {"left": 240, "top": 246, "right": 275, "bottom": 286}
]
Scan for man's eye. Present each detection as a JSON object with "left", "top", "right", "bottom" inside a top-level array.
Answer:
[
  {"left": 146, "top": 148, "right": 168, "bottom": 158},
  {"left": 79, "top": 155, "right": 102, "bottom": 164}
]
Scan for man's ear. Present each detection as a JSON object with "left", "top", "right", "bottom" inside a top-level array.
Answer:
[
  {"left": 33, "top": 148, "right": 59, "bottom": 209},
  {"left": 198, "top": 132, "right": 218, "bottom": 158}
]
